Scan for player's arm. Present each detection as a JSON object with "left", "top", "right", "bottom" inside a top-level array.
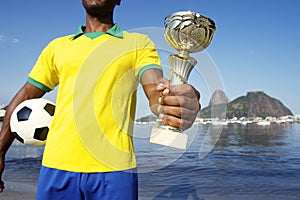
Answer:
[
  {"left": 0, "top": 82, "right": 45, "bottom": 192},
  {"left": 140, "top": 68, "right": 163, "bottom": 116},
  {"left": 141, "top": 69, "right": 201, "bottom": 131}
]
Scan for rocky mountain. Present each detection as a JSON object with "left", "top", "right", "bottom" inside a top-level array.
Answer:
[
  {"left": 200, "top": 91, "right": 293, "bottom": 119},
  {"left": 209, "top": 89, "right": 230, "bottom": 106}
]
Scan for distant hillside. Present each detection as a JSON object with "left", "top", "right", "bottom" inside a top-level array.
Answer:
[{"left": 200, "top": 91, "right": 293, "bottom": 119}]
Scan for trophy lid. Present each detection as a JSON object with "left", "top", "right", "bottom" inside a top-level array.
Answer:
[{"left": 164, "top": 11, "right": 216, "bottom": 55}]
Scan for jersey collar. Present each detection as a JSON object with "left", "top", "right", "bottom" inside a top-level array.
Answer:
[{"left": 71, "top": 24, "right": 123, "bottom": 40}]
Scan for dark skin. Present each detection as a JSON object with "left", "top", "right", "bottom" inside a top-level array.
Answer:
[
  {"left": 0, "top": 0, "right": 201, "bottom": 193},
  {"left": 141, "top": 69, "right": 200, "bottom": 130}
]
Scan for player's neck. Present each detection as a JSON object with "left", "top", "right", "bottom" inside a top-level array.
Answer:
[{"left": 85, "top": 14, "right": 114, "bottom": 33}]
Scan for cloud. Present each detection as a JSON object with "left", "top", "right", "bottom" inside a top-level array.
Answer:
[
  {"left": 11, "top": 38, "right": 20, "bottom": 43},
  {"left": 0, "top": 35, "right": 20, "bottom": 44},
  {"left": 0, "top": 34, "right": 5, "bottom": 41}
]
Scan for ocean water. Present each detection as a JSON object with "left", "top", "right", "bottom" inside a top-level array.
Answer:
[{"left": 1, "top": 122, "right": 300, "bottom": 199}]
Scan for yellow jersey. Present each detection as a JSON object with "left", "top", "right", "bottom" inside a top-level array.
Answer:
[{"left": 28, "top": 24, "right": 161, "bottom": 172}]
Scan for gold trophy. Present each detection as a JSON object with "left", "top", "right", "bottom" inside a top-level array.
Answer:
[{"left": 150, "top": 11, "right": 216, "bottom": 149}]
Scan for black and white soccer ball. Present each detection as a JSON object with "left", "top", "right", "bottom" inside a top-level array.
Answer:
[{"left": 10, "top": 98, "right": 55, "bottom": 146}]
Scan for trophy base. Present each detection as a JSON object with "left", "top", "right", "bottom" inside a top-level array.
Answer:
[{"left": 150, "top": 122, "right": 188, "bottom": 150}]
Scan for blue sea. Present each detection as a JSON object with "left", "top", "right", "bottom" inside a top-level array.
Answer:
[{"left": 2, "top": 122, "right": 300, "bottom": 200}]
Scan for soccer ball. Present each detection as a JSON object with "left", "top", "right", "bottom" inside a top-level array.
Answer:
[{"left": 10, "top": 98, "right": 55, "bottom": 146}]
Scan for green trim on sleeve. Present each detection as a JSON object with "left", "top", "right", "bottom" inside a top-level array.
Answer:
[
  {"left": 138, "top": 64, "right": 162, "bottom": 82},
  {"left": 27, "top": 77, "right": 52, "bottom": 92}
]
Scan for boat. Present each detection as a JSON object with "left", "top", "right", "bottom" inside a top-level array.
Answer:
[{"left": 257, "top": 121, "right": 271, "bottom": 126}]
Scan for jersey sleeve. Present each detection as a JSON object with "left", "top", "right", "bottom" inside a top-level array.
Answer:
[
  {"left": 135, "top": 34, "right": 162, "bottom": 82},
  {"left": 27, "top": 40, "right": 59, "bottom": 92}
]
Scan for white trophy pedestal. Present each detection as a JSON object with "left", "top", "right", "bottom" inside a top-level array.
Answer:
[{"left": 150, "top": 125, "right": 188, "bottom": 150}]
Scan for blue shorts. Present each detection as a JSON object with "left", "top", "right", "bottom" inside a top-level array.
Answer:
[{"left": 36, "top": 166, "right": 138, "bottom": 200}]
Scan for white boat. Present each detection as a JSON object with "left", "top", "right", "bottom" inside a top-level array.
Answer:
[
  {"left": 257, "top": 121, "right": 271, "bottom": 126},
  {"left": 212, "top": 121, "right": 228, "bottom": 126},
  {"left": 241, "top": 120, "right": 254, "bottom": 125}
]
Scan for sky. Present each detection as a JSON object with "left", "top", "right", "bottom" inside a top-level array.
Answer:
[{"left": 0, "top": 0, "right": 299, "bottom": 116}]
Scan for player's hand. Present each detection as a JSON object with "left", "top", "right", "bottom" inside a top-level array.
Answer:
[
  {"left": 156, "top": 78, "right": 201, "bottom": 130},
  {"left": 0, "top": 156, "right": 5, "bottom": 193}
]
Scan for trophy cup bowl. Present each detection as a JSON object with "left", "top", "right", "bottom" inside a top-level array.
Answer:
[{"left": 150, "top": 11, "right": 216, "bottom": 149}]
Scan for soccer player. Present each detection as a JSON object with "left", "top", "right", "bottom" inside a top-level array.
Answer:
[{"left": 0, "top": 0, "right": 200, "bottom": 199}]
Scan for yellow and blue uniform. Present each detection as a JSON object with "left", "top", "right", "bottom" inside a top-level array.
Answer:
[{"left": 28, "top": 24, "right": 161, "bottom": 199}]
